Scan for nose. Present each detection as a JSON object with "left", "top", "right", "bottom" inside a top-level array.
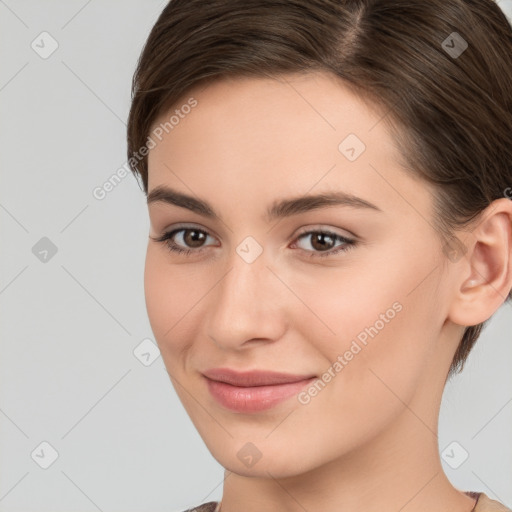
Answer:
[{"left": 205, "top": 245, "right": 287, "bottom": 350}]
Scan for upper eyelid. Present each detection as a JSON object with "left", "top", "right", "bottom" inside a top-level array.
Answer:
[
  {"left": 166, "top": 222, "right": 218, "bottom": 237},
  {"left": 294, "top": 225, "right": 355, "bottom": 239}
]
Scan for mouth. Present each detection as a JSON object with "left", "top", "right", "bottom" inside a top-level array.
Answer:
[{"left": 202, "top": 368, "right": 317, "bottom": 413}]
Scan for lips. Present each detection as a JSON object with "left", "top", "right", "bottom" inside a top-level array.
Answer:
[
  {"left": 202, "top": 368, "right": 317, "bottom": 413},
  {"left": 202, "top": 368, "right": 316, "bottom": 386}
]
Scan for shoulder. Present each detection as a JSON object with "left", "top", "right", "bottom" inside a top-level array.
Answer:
[
  {"left": 473, "top": 493, "right": 512, "bottom": 512},
  {"left": 180, "top": 501, "right": 219, "bottom": 512}
]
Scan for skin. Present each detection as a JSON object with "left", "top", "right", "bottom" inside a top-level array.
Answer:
[{"left": 144, "top": 71, "right": 512, "bottom": 512}]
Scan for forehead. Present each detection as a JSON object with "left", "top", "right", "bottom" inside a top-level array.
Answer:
[{"left": 146, "top": 71, "right": 432, "bottom": 223}]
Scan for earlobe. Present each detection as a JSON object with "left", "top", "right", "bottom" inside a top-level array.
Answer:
[{"left": 447, "top": 198, "right": 512, "bottom": 327}]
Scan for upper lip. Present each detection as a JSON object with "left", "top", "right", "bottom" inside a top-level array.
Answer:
[{"left": 202, "top": 368, "right": 316, "bottom": 387}]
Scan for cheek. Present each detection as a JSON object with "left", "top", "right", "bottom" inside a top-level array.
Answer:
[
  {"left": 143, "top": 247, "right": 207, "bottom": 360},
  {"left": 289, "top": 251, "right": 440, "bottom": 399},
  {"left": 286, "top": 268, "right": 438, "bottom": 449}
]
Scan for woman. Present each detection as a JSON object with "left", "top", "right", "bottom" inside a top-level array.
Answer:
[{"left": 126, "top": 0, "right": 512, "bottom": 510}]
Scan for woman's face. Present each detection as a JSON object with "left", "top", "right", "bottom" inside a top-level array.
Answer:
[{"left": 144, "top": 72, "right": 461, "bottom": 476}]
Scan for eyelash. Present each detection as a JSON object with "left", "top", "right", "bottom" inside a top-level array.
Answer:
[{"left": 152, "top": 226, "right": 356, "bottom": 259}]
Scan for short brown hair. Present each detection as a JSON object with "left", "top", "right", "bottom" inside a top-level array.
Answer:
[{"left": 127, "top": 0, "right": 512, "bottom": 376}]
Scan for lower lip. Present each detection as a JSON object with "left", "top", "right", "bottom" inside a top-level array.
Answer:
[{"left": 205, "top": 377, "right": 317, "bottom": 413}]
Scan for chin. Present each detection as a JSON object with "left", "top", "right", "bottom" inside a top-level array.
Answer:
[{"left": 204, "top": 435, "right": 323, "bottom": 478}]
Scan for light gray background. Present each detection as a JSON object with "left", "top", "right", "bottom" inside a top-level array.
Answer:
[{"left": 1, "top": 1, "right": 511, "bottom": 511}]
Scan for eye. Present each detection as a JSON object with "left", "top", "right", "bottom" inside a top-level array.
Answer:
[
  {"left": 151, "top": 226, "right": 217, "bottom": 256},
  {"left": 151, "top": 226, "right": 356, "bottom": 259},
  {"left": 291, "top": 229, "right": 356, "bottom": 258}
]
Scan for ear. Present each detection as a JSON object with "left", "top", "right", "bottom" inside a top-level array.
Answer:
[{"left": 447, "top": 197, "right": 512, "bottom": 327}]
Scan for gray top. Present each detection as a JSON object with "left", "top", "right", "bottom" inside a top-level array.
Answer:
[{"left": 182, "top": 493, "right": 512, "bottom": 512}]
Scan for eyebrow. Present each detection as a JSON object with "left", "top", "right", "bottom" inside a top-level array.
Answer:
[{"left": 147, "top": 185, "right": 382, "bottom": 222}]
